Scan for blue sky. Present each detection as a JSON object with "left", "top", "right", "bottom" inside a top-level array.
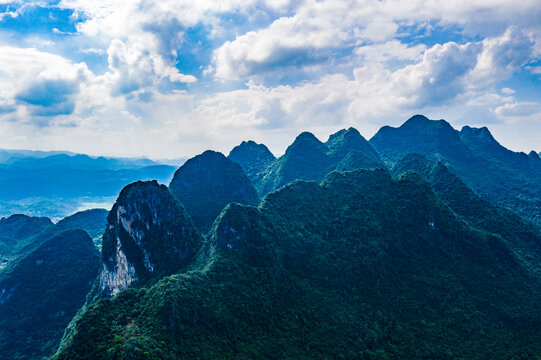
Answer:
[{"left": 0, "top": 0, "right": 539, "bottom": 158}]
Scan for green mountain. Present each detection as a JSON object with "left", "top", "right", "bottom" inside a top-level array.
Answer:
[
  {"left": 370, "top": 115, "right": 472, "bottom": 165},
  {"left": 228, "top": 140, "right": 276, "bottom": 183},
  {"left": 391, "top": 153, "right": 541, "bottom": 273},
  {"left": 1, "top": 209, "right": 109, "bottom": 264},
  {"left": 0, "top": 214, "right": 53, "bottom": 260},
  {"left": 326, "top": 127, "right": 381, "bottom": 164},
  {"left": 0, "top": 229, "right": 99, "bottom": 360},
  {"left": 99, "top": 181, "right": 202, "bottom": 297},
  {"left": 55, "top": 169, "right": 541, "bottom": 359},
  {"left": 370, "top": 115, "right": 541, "bottom": 225},
  {"left": 0, "top": 209, "right": 114, "bottom": 359},
  {"left": 169, "top": 151, "right": 259, "bottom": 232},
  {"left": 56, "top": 209, "right": 108, "bottom": 248},
  {"left": 257, "top": 128, "right": 382, "bottom": 195}
]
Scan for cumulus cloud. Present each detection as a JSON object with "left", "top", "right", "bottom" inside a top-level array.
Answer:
[
  {"left": 55, "top": 0, "right": 208, "bottom": 98},
  {"left": 106, "top": 39, "right": 197, "bottom": 99},
  {"left": 354, "top": 40, "right": 426, "bottom": 63},
  {"left": 401, "top": 42, "right": 481, "bottom": 106},
  {"left": 213, "top": 1, "right": 372, "bottom": 79},
  {"left": 471, "top": 26, "right": 535, "bottom": 88},
  {"left": 0, "top": 47, "right": 92, "bottom": 123},
  {"left": 15, "top": 78, "right": 80, "bottom": 117},
  {"left": 212, "top": 0, "right": 541, "bottom": 79},
  {"left": 494, "top": 101, "right": 541, "bottom": 118}
]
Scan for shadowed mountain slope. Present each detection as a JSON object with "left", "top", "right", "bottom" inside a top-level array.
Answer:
[
  {"left": 0, "top": 229, "right": 99, "bottom": 360},
  {"left": 392, "top": 153, "right": 541, "bottom": 273},
  {"left": 0, "top": 214, "right": 53, "bottom": 258}
]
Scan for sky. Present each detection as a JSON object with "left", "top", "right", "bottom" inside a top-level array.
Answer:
[{"left": 0, "top": 0, "right": 540, "bottom": 158}]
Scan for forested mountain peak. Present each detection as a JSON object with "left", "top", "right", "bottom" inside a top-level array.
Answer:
[
  {"left": 228, "top": 140, "right": 275, "bottom": 182},
  {"left": 169, "top": 150, "right": 259, "bottom": 232}
]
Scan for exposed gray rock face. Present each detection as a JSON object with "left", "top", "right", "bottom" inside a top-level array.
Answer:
[
  {"left": 99, "top": 180, "right": 202, "bottom": 296},
  {"left": 99, "top": 238, "right": 138, "bottom": 296}
]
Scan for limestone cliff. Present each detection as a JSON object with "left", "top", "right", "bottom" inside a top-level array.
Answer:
[{"left": 99, "top": 180, "right": 202, "bottom": 296}]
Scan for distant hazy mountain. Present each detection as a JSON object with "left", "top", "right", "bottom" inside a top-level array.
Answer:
[
  {"left": 0, "top": 166, "right": 175, "bottom": 199},
  {"left": 169, "top": 150, "right": 259, "bottom": 232},
  {"left": 55, "top": 168, "right": 541, "bottom": 359},
  {"left": 0, "top": 151, "right": 177, "bottom": 220},
  {"left": 6, "top": 153, "right": 157, "bottom": 170},
  {"left": 0, "top": 149, "right": 76, "bottom": 164},
  {"left": 0, "top": 149, "right": 157, "bottom": 168},
  {"left": 370, "top": 115, "right": 541, "bottom": 225}
]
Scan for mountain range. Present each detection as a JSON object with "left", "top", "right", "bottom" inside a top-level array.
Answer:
[
  {"left": 244, "top": 127, "right": 384, "bottom": 196},
  {"left": 56, "top": 167, "right": 541, "bottom": 359},
  {"left": 0, "top": 151, "right": 180, "bottom": 221},
  {"left": 370, "top": 115, "right": 541, "bottom": 225},
  {"left": 2, "top": 114, "right": 541, "bottom": 359}
]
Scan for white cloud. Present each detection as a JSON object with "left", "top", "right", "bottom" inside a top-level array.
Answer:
[
  {"left": 0, "top": 47, "right": 92, "bottom": 122},
  {"left": 494, "top": 101, "right": 541, "bottom": 118},
  {"left": 212, "top": 0, "right": 541, "bottom": 79},
  {"left": 354, "top": 40, "right": 426, "bottom": 63},
  {"left": 58, "top": 0, "right": 220, "bottom": 94},
  {"left": 471, "top": 26, "right": 535, "bottom": 88},
  {"left": 106, "top": 39, "right": 195, "bottom": 98},
  {"left": 264, "top": 0, "right": 299, "bottom": 12}
]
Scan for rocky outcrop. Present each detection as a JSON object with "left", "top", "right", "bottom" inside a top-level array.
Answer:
[{"left": 99, "top": 180, "right": 202, "bottom": 296}]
